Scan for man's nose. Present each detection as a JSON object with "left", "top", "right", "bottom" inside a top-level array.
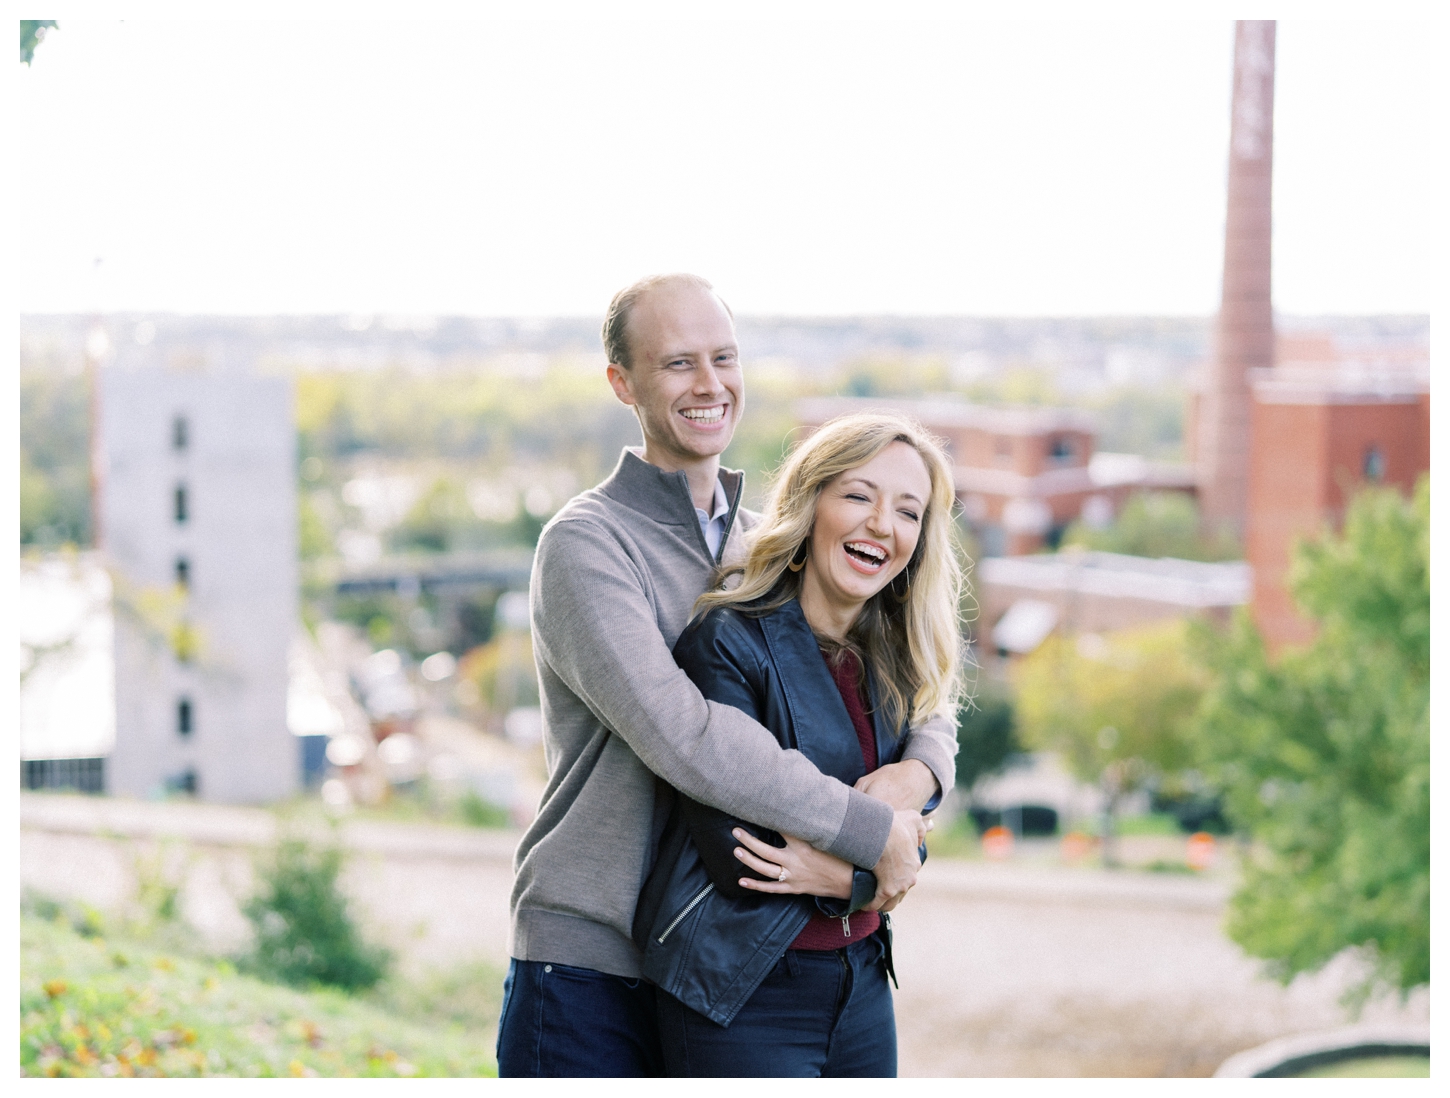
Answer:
[{"left": 692, "top": 363, "right": 723, "bottom": 394}]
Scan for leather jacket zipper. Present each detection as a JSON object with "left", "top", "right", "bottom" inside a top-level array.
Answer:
[
  {"left": 657, "top": 883, "right": 714, "bottom": 944},
  {"left": 841, "top": 915, "right": 851, "bottom": 937}
]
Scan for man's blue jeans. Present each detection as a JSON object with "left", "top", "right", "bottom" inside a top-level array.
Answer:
[
  {"left": 495, "top": 959, "right": 664, "bottom": 1077},
  {"left": 654, "top": 929, "right": 897, "bottom": 1077}
]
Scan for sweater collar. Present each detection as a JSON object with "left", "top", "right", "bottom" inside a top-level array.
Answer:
[{"left": 599, "top": 447, "right": 743, "bottom": 529}]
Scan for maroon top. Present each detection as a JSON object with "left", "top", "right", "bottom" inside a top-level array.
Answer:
[{"left": 789, "top": 648, "right": 882, "bottom": 950}]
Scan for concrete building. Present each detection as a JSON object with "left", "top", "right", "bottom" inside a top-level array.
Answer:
[
  {"left": 1245, "top": 361, "right": 1429, "bottom": 650},
  {"left": 100, "top": 366, "right": 299, "bottom": 803},
  {"left": 1196, "top": 19, "right": 1276, "bottom": 536},
  {"left": 796, "top": 395, "right": 1195, "bottom": 556}
]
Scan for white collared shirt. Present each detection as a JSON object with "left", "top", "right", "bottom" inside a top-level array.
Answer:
[{"left": 695, "top": 478, "right": 730, "bottom": 560}]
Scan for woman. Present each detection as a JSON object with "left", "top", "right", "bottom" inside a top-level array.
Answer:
[{"left": 633, "top": 412, "right": 965, "bottom": 1077}]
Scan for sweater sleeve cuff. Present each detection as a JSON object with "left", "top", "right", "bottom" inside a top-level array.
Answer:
[
  {"left": 826, "top": 787, "right": 895, "bottom": 869},
  {"left": 900, "top": 734, "right": 955, "bottom": 803}
]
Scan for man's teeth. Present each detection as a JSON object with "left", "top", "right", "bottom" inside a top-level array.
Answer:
[
  {"left": 845, "top": 542, "right": 886, "bottom": 563},
  {"left": 682, "top": 407, "right": 725, "bottom": 423}
]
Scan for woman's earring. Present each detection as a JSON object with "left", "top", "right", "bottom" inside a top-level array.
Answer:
[{"left": 787, "top": 542, "right": 809, "bottom": 572}]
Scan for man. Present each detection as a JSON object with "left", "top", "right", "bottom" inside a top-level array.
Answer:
[{"left": 495, "top": 273, "right": 957, "bottom": 1077}]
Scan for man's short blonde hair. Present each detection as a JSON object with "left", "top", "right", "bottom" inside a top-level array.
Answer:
[{"left": 601, "top": 273, "right": 732, "bottom": 370}]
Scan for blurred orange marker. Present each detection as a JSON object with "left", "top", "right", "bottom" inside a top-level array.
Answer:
[
  {"left": 1186, "top": 832, "right": 1217, "bottom": 871},
  {"left": 982, "top": 825, "right": 1014, "bottom": 860},
  {"left": 1060, "top": 830, "right": 1094, "bottom": 863}
]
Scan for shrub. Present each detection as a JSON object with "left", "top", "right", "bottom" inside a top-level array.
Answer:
[{"left": 242, "top": 840, "right": 390, "bottom": 992}]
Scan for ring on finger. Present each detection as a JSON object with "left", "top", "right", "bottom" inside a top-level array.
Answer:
[{"left": 777, "top": 865, "right": 787, "bottom": 881}]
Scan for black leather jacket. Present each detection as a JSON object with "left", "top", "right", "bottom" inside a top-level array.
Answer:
[{"left": 633, "top": 596, "right": 935, "bottom": 1027}]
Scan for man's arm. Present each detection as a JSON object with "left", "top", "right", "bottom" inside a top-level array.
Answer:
[
  {"left": 858, "top": 711, "right": 959, "bottom": 812},
  {"left": 532, "top": 518, "right": 896, "bottom": 871}
]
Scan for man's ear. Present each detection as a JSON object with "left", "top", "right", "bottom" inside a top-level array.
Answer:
[{"left": 605, "top": 363, "right": 636, "bottom": 407}]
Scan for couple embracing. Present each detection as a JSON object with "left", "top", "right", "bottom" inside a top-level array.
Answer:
[{"left": 495, "top": 273, "right": 965, "bottom": 1078}]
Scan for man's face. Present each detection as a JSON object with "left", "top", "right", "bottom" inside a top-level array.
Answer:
[{"left": 606, "top": 284, "right": 743, "bottom": 469}]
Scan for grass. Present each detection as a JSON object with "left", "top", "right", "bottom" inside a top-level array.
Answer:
[
  {"left": 1294, "top": 1055, "right": 1429, "bottom": 1078},
  {"left": 20, "top": 902, "right": 503, "bottom": 1077}
]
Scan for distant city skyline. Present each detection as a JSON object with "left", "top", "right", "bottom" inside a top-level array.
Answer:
[{"left": 17, "top": 17, "right": 1433, "bottom": 317}]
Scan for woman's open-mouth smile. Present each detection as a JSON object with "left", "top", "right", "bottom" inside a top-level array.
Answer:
[{"left": 842, "top": 540, "right": 889, "bottom": 575}]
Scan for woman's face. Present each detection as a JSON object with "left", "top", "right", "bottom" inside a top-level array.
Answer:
[{"left": 802, "top": 441, "right": 932, "bottom": 625}]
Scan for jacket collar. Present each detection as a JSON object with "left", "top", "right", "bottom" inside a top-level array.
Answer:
[
  {"left": 757, "top": 597, "right": 904, "bottom": 782},
  {"left": 599, "top": 448, "right": 745, "bottom": 560}
]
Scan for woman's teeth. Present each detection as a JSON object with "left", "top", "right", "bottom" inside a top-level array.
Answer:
[{"left": 845, "top": 542, "right": 886, "bottom": 566}]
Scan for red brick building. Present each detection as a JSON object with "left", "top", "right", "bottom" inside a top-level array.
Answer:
[{"left": 1246, "top": 365, "right": 1429, "bottom": 649}]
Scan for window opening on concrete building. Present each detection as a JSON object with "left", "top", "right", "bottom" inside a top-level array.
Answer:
[
  {"left": 174, "top": 484, "right": 188, "bottom": 523},
  {"left": 21, "top": 758, "right": 105, "bottom": 794},
  {"left": 172, "top": 415, "right": 189, "bottom": 451},
  {"left": 1363, "top": 446, "right": 1386, "bottom": 482},
  {"left": 175, "top": 556, "right": 190, "bottom": 590},
  {"left": 166, "top": 768, "right": 198, "bottom": 796},
  {"left": 177, "top": 697, "right": 193, "bottom": 737}
]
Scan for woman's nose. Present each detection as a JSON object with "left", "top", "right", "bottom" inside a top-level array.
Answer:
[{"left": 866, "top": 503, "right": 891, "bottom": 536}]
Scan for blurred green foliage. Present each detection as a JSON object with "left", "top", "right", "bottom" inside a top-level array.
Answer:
[
  {"left": 1192, "top": 478, "right": 1429, "bottom": 1002},
  {"left": 953, "top": 684, "right": 1020, "bottom": 794},
  {"left": 295, "top": 368, "right": 638, "bottom": 475},
  {"left": 458, "top": 792, "right": 511, "bottom": 828},
  {"left": 242, "top": 840, "right": 390, "bottom": 992},
  {"left": 21, "top": 20, "right": 57, "bottom": 65},
  {"left": 1014, "top": 619, "right": 1207, "bottom": 862},
  {"left": 1061, "top": 491, "right": 1240, "bottom": 562},
  {"left": 20, "top": 371, "right": 92, "bottom": 547},
  {"left": 1087, "top": 386, "right": 1186, "bottom": 461}
]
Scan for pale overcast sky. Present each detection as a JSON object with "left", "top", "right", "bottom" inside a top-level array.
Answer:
[{"left": 16, "top": 16, "right": 1435, "bottom": 317}]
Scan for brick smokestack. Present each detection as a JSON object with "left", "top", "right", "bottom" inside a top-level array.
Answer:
[{"left": 1199, "top": 20, "right": 1276, "bottom": 536}]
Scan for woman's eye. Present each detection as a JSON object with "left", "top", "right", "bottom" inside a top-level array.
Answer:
[
  {"left": 899, "top": 510, "right": 920, "bottom": 522},
  {"left": 845, "top": 493, "right": 869, "bottom": 502}
]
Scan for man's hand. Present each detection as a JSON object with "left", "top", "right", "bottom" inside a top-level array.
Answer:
[
  {"left": 866, "top": 809, "right": 927, "bottom": 912},
  {"left": 855, "top": 759, "right": 939, "bottom": 812}
]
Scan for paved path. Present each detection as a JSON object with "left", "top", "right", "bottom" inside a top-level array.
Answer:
[{"left": 20, "top": 793, "right": 1427, "bottom": 1076}]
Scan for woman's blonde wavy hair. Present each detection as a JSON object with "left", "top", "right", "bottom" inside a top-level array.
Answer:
[{"left": 695, "top": 412, "right": 966, "bottom": 727}]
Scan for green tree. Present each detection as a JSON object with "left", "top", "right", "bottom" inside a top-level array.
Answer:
[
  {"left": 954, "top": 684, "right": 1020, "bottom": 795},
  {"left": 1192, "top": 478, "right": 1429, "bottom": 1002},
  {"left": 1014, "top": 619, "right": 1206, "bottom": 864},
  {"left": 1061, "top": 491, "right": 1239, "bottom": 562},
  {"left": 21, "top": 20, "right": 57, "bottom": 65},
  {"left": 20, "top": 371, "right": 92, "bottom": 547},
  {"left": 391, "top": 477, "right": 474, "bottom": 554}
]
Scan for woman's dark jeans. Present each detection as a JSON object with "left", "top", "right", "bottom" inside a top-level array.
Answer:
[{"left": 655, "top": 928, "right": 897, "bottom": 1077}]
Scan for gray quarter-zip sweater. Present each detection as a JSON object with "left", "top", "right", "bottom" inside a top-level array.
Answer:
[{"left": 510, "top": 448, "right": 957, "bottom": 977}]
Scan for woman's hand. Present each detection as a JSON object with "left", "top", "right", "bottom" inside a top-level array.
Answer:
[{"left": 731, "top": 828, "right": 854, "bottom": 899}]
